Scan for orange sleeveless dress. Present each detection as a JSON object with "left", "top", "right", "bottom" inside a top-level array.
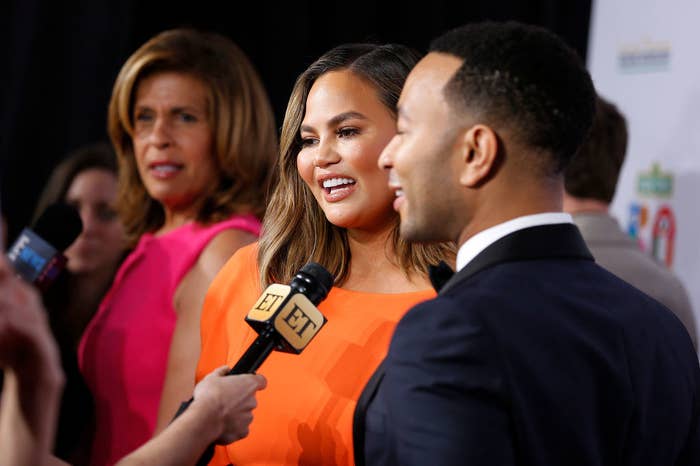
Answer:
[{"left": 196, "top": 244, "right": 435, "bottom": 465}]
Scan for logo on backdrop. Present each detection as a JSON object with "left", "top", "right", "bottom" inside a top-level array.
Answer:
[
  {"left": 627, "top": 163, "right": 677, "bottom": 267},
  {"left": 618, "top": 37, "right": 671, "bottom": 73},
  {"left": 637, "top": 163, "right": 673, "bottom": 197}
]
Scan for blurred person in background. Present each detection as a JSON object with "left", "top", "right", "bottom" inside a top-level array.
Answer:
[
  {"left": 34, "top": 142, "right": 127, "bottom": 349},
  {"left": 32, "top": 142, "right": 127, "bottom": 464},
  {"left": 77, "top": 28, "right": 278, "bottom": 465},
  {"left": 563, "top": 95, "right": 697, "bottom": 349}
]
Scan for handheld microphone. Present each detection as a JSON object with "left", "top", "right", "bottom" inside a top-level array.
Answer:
[
  {"left": 231, "top": 261, "right": 333, "bottom": 373},
  {"left": 6, "top": 202, "right": 82, "bottom": 292},
  {"left": 173, "top": 261, "right": 333, "bottom": 465}
]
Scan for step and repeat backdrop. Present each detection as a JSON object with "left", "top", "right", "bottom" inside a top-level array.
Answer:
[{"left": 588, "top": 0, "right": 700, "bottom": 339}]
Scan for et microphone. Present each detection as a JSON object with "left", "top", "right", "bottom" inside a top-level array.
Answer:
[
  {"left": 6, "top": 202, "right": 82, "bottom": 292},
  {"left": 229, "top": 260, "right": 333, "bottom": 373},
  {"left": 173, "top": 261, "right": 333, "bottom": 465}
]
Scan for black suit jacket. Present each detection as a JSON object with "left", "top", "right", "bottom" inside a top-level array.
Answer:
[{"left": 354, "top": 224, "right": 700, "bottom": 466}]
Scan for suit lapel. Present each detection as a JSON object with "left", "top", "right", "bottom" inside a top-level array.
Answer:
[{"left": 440, "top": 223, "right": 593, "bottom": 294}]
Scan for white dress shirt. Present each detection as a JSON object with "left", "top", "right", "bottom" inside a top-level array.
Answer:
[{"left": 456, "top": 212, "right": 573, "bottom": 271}]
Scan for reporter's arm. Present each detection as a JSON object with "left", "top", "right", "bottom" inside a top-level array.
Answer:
[
  {"left": 0, "top": 256, "right": 64, "bottom": 466},
  {"left": 118, "top": 366, "right": 266, "bottom": 466}
]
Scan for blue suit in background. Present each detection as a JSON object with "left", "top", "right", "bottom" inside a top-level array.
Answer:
[{"left": 356, "top": 223, "right": 700, "bottom": 466}]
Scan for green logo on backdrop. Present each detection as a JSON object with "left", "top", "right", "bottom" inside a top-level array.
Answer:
[{"left": 637, "top": 163, "right": 673, "bottom": 198}]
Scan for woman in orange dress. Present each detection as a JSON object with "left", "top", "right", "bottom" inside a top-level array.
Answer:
[{"left": 196, "top": 43, "right": 455, "bottom": 465}]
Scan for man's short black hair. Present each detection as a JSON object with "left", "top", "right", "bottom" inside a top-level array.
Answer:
[
  {"left": 565, "top": 95, "right": 628, "bottom": 203},
  {"left": 429, "top": 21, "right": 596, "bottom": 173}
]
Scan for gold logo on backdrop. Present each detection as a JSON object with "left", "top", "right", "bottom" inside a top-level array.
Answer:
[
  {"left": 246, "top": 284, "right": 290, "bottom": 323},
  {"left": 274, "top": 294, "right": 325, "bottom": 351}
]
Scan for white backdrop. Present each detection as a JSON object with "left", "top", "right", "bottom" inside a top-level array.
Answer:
[{"left": 588, "top": 0, "right": 700, "bottom": 337}]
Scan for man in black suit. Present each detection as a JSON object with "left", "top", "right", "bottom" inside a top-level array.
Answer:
[{"left": 355, "top": 21, "right": 700, "bottom": 466}]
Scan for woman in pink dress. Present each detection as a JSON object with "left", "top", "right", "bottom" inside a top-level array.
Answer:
[{"left": 78, "top": 28, "right": 278, "bottom": 466}]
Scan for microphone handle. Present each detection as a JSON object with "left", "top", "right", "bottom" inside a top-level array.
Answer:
[
  {"left": 172, "top": 329, "right": 279, "bottom": 465},
  {"left": 227, "top": 327, "right": 277, "bottom": 375}
]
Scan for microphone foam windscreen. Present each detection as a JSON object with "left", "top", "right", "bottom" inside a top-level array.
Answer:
[
  {"left": 32, "top": 202, "right": 83, "bottom": 252},
  {"left": 301, "top": 262, "right": 334, "bottom": 294}
]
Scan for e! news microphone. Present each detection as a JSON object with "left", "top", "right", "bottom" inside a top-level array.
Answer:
[
  {"left": 173, "top": 261, "right": 333, "bottom": 466},
  {"left": 6, "top": 202, "right": 82, "bottom": 292}
]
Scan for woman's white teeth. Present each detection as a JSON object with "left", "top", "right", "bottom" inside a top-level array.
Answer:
[
  {"left": 153, "top": 164, "right": 180, "bottom": 173},
  {"left": 395, "top": 189, "right": 404, "bottom": 197},
  {"left": 322, "top": 177, "right": 355, "bottom": 189}
]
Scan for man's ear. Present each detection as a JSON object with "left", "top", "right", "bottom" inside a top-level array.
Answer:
[{"left": 457, "top": 124, "right": 499, "bottom": 187}]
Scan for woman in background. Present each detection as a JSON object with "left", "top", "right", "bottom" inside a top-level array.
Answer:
[
  {"left": 34, "top": 142, "right": 126, "bottom": 465},
  {"left": 78, "top": 28, "right": 278, "bottom": 465},
  {"left": 35, "top": 142, "right": 126, "bottom": 348},
  {"left": 196, "top": 43, "right": 455, "bottom": 465}
]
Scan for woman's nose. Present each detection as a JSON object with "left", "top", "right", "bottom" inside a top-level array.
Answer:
[
  {"left": 147, "top": 118, "right": 172, "bottom": 148},
  {"left": 313, "top": 141, "right": 341, "bottom": 167},
  {"left": 79, "top": 208, "right": 98, "bottom": 235}
]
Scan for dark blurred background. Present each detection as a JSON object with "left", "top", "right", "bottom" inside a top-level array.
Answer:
[{"left": 1, "top": 0, "right": 592, "bottom": 243}]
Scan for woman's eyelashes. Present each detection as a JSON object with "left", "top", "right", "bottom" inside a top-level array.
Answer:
[
  {"left": 96, "top": 205, "right": 118, "bottom": 222},
  {"left": 299, "top": 136, "right": 315, "bottom": 148},
  {"left": 300, "top": 126, "right": 361, "bottom": 147},
  {"left": 134, "top": 110, "right": 153, "bottom": 123},
  {"left": 177, "top": 111, "right": 197, "bottom": 123},
  {"left": 336, "top": 127, "right": 359, "bottom": 138}
]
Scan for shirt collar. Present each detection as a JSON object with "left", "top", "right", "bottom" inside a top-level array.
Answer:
[{"left": 456, "top": 212, "right": 573, "bottom": 271}]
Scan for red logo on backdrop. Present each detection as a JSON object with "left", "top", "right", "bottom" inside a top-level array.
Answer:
[
  {"left": 652, "top": 205, "right": 676, "bottom": 268},
  {"left": 628, "top": 202, "right": 677, "bottom": 268}
]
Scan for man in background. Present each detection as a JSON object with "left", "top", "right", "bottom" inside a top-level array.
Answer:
[{"left": 564, "top": 95, "right": 697, "bottom": 349}]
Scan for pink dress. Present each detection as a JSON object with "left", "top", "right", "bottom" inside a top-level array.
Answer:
[{"left": 78, "top": 214, "right": 261, "bottom": 466}]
